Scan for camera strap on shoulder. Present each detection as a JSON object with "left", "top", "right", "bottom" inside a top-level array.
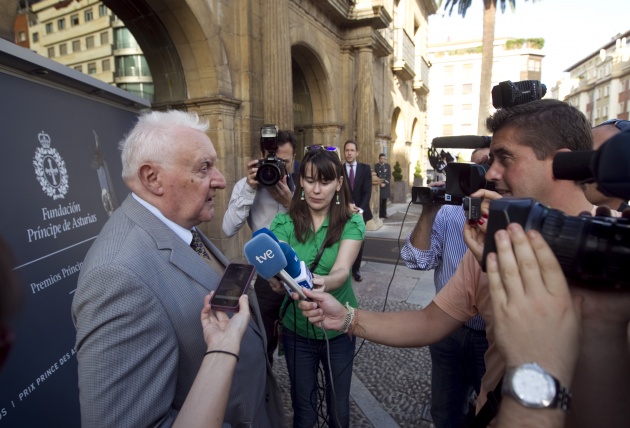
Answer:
[{"left": 470, "top": 377, "right": 503, "bottom": 428}]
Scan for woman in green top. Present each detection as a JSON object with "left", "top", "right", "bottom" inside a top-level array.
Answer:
[{"left": 270, "top": 148, "right": 364, "bottom": 427}]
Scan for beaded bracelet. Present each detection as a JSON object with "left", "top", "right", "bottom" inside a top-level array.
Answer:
[
  {"left": 340, "top": 302, "right": 355, "bottom": 334},
  {"left": 204, "top": 350, "right": 239, "bottom": 363}
]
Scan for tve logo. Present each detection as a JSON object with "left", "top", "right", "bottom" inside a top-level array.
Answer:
[{"left": 255, "top": 250, "right": 275, "bottom": 264}]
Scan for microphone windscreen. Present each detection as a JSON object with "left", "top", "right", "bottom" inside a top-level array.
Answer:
[
  {"left": 252, "top": 227, "right": 279, "bottom": 242},
  {"left": 553, "top": 151, "right": 594, "bottom": 181},
  {"left": 243, "top": 234, "right": 287, "bottom": 280},
  {"left": 279, "top": 242, "right": 301, "bottom": 277},
  {"left": 432, "top": 135, "right": 491, "bottom": 149}
]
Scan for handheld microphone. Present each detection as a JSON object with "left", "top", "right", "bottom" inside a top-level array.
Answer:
[
  {"left": 553, "top": 129, "right": 630, "bottom": 200},
  {"left": 432, "top": 135, "right": 491, "bottom": 149},
  {"left": 243, "top": 234, "right": 309, "bottom": 300},
  {"left": 252, "top": 227, "right": 279, "bottom": 242},
  {"left": 279, "top": 242, "right": 314, "bottom": 292}
]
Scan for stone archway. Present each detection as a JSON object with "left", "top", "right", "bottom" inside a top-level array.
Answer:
[
  {"left": 291, "top": 43, "right": 339, "bottom": 150},
  {"left": 103, "top": 0, "right": 234, "bottom": 105}
]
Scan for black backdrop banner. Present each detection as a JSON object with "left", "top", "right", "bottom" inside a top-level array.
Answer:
[{"left": 0, "top": 41, "right": 149, "bottom": 427}]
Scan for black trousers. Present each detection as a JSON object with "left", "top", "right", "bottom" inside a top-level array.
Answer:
[
  {"left": 253, "top": 275, "right": 285, "bottom": 365},
  {"left": 352, "top": 241, "right": 365, "bottom": 274},
  {"left": 379, "top": 198, "right": 388, "bottom": 217}
]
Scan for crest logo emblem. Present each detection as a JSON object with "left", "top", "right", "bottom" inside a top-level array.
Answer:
[{"left": 33, "top": 131, "right": 69, "bottom": 200}]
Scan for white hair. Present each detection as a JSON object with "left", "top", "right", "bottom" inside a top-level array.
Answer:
[{"left": 119, "top": 110, "right": 210, "bottom": 180}]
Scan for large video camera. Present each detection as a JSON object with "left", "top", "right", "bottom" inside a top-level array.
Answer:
[
  {"left": 256, "top": 124, "right": 286, "bottom": 187},
  {"left": 481, "top": 129, "right": 630, "bottom": 287},
  {"left": 412, "top": 80, "right": 546, "bottom": 207},
  {"left": 412, "top": 161, "right": 494, "bottom": 206},
  {"left": 482, "top": 197, "right": 629, "bottom": 286}
]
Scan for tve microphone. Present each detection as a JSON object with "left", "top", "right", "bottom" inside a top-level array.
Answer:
[
  {"left": 252, "top": 227, "right": 279, "bottom": 242},
  {"left": 432, "top": 135, "right": 491, "bottom": 149},
  {"left": 279, "top": 242, "right": 314, "bottom": 292},
  {"left": 243, "top": 234, "right": 308, "bottom": 300}
]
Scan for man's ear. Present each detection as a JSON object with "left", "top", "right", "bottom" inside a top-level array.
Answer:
[{"left": 138, "top": 163, "right": 164, "bottom": 195}]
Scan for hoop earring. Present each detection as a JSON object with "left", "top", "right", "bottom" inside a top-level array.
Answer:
[
  {"left": 300, "top": 190, "right": 305, "bottom": 201},
  {"left": 335, "top": 192, "right": 340, "bottom": 205}
]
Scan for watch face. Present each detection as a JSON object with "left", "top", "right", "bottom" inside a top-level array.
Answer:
[{"left": 512, "top": 365, "right": 556, "bottom": 408}]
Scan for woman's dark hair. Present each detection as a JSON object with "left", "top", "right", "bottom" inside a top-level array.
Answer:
[
  {"left": 289, "top": 149, "right": 352, "bottom": 248},
  {"left": 0, "top": 237, "right": 19, "bottom": 326},
  {"left": 0, "top": 236, "right": 19, "bottom": 370}
]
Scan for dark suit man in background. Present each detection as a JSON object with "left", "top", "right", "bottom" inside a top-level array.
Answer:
[
  {"left": 343, "top": 140, "right": 372, "bottom": 282},
  {"left": 374, "top": 153, "right": 391, "bottom": 219},
  {"left": 72, "top": 110, "right": 284, "bottom": 428}
]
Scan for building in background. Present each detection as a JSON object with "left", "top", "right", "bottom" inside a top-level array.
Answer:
[
  {"left": 27, "top": 0, "right": 154, "bottom": 102},
  {"left": 6, "top": 0, "right": 437, "bottom": 259},
  {"left": 561, "top": 30, "right": 630, "bottom": 124},
  {"left": 426, "top": 36, "right": 544, "bottom": 178}
]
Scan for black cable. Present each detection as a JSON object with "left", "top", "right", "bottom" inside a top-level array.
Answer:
[{"left": 344, "top": 199, "right": 415, "bottom": 364}]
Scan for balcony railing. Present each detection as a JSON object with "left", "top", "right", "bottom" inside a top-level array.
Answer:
[
  {"left": 413, "top": 55, "right": 430, "bottom": 95},
  {"left": 391, "top": 27, "right": 415, "bottom": 81}
]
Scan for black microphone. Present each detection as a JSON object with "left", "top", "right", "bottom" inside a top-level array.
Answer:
[
  {"left": 553, "top": 129, "right": 630, "bottom": 200},
  {"left": 432, "top": 135, "right": 491, "bottom": 149}
]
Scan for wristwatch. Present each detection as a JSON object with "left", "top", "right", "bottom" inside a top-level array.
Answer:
[{"left": 502, "top": 363, "right": 571, "bottom": 411}]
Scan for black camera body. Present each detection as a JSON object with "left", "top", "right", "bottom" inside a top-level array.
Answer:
[
  {"left": 492, "top": 80, "right": 547, "bottom": 109},
  {"left": 412, "top": 162, "right": 495, "bottom": 205},
  {"left": 482, "top": 197, "right": 630, "bottom": 287},
  {"left": 256, "top": 124, "right": 286, "bottom": 187}
]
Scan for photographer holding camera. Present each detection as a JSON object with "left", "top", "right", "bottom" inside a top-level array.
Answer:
[
  {"left": 401, "top": 147, "right": 490, "bottom": 428},
  {"left": 298, "top": 99, "right": 630, "bottom": 427},
  {"left": 223, "top": 126, "right": 297, "bottom": 364}
]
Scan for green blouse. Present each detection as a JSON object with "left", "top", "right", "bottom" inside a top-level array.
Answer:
[{"left": 270, "top": 212, "right": 365, "bottom": 339}]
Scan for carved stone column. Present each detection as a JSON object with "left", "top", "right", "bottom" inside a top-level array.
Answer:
[
  {"left": 262, "top": 0, "right": 293, "bottom": 129},
  {"left": 356, "top": 45, "right": 374, "bottom": 158}
]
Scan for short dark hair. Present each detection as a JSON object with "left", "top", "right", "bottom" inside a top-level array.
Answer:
[
  {"left": 486, "top": 99, "right": 593, "bottom": 160},
  {"left": 378, "top": 153, "right": 385, "bottom": 158},
  {"left": 277, "top": 130, "right": 297, "bottom": 152},
  {"left": 344, "top": 140, "right": 357, "bottom": 150}
]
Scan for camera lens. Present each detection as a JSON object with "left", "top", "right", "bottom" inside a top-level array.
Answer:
[
  {"left": 256, "top": 163, "right": 281, "bottom": 186},
  {"left": 484, "top": 198, "right": 630, "bottom": 286}
]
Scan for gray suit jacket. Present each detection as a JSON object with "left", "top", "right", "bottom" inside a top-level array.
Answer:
[{"left": 72, "top": 195, "right": 285, "bottom": 428}]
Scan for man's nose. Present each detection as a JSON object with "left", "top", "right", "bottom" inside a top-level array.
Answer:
[
  {"left": 211, "top": 169, "right": 226, "bottom": 189},
  {"left": 485, "top": 164, "right": 501, "bottom": 182}
]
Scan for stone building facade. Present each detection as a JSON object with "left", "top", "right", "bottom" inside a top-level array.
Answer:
[
  {"left": 561, "top": 30, "right": 630, "bottom": 125},
  {"left": 5, "top": 0, "right": 437, "bottom": 259}
]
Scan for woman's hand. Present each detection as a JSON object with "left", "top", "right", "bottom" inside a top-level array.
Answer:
[
  {"left": 312, "top": 275, "right": 327, "bottom": 292},
  {"left": 267, "top": 277, "right": 287, "bottom": 294},
  {"left": 201, "top": 292, "right": 250, "bottom": 353}
]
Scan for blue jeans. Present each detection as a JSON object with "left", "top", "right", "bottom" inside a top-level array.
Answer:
[
  {"left": 283, "top": 328, "right": 356, "bottom": 428},
  {"left": 429, "top": 325, "right": 488, "bottom": 428}
]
